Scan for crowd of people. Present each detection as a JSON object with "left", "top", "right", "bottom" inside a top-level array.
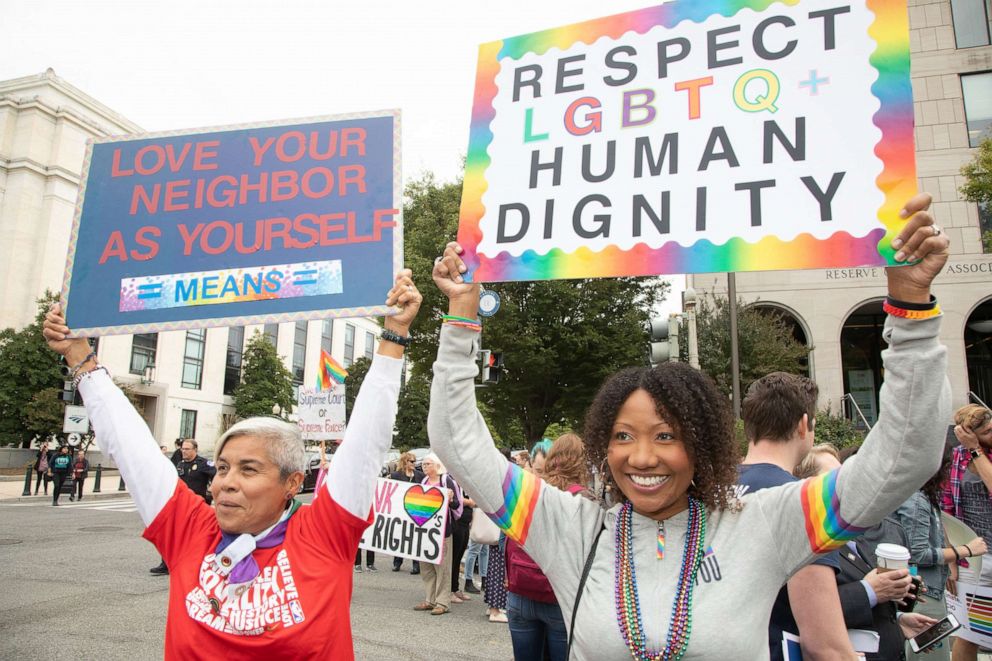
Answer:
[{"left": 33, "top": 193, "right": 992, "bottom": 659}]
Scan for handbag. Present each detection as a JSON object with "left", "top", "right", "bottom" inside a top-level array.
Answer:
[{"left": 469, "top": 509, "right": 500, "bottom": 545}]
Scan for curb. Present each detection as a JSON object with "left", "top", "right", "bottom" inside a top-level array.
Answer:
[{"left": 0, "top": 491, "right": 131, "bottom": 504}]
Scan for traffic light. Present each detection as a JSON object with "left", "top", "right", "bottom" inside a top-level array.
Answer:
[
  {"left": 478, "top": 350, "right": 504, "bottom": 385},
  {"left": 647, "top": 314, "right": 681, "bottom": 365},
  {"left": 61, "top": 380, "right": 76, "bottom": 403}
]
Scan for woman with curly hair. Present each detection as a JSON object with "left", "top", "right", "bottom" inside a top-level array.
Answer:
[{"left": 427, "top": 193, "right": 954, "bottom": 660}]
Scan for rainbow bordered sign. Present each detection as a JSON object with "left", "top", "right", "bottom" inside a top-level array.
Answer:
[{"left": 458, "top": 0, "right": 915, "bottom": 282}]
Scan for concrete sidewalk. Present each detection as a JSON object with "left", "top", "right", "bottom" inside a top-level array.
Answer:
[{"left": 0, "top": 469, "right": 129, "bottom": 502}]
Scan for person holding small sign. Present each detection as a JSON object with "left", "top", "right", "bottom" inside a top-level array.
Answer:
[
  {"left": 428, "top": 194, "right": 953, "bottom": 660},
  {"left": 42, "top": 270, "right": 422, "bottom": 660}
]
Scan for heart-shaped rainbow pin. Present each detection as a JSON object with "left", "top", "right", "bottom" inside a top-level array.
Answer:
[{"left": 403, "top": 485, "right": 445, "bottom": 527}]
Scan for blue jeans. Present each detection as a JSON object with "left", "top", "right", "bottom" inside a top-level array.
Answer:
[
  {"left": 464, "top": 540, "right": 490, "bottom": 580},
  {"left": 506, "top": 592, "right": 567, "bottom": 661}
]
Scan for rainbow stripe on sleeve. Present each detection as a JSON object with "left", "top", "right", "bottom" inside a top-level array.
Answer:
[
  {"left": 801, "top": 469, "right": 868, "bottom": 553},
  {"left": 486, "top": 463, "right": 542, "bottom": 544}
]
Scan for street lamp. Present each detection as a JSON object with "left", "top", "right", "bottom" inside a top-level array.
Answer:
[
  {"left": 683, "top": 288, "right": 700, "bottom": 370},
  {"left": 141, "top": 362, "right": 156, "bottom": 385}
]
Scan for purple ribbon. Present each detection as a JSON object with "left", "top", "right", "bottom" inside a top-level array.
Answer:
[{"left": 215, "top": 500, "right": 299, "bottom": 584}]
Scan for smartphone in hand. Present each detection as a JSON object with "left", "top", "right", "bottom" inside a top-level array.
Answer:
[{"left": 909, "top": 615, "right": 960, "bottom": 653}]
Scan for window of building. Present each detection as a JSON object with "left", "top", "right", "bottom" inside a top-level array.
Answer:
[
  {"left": 130, "top": 333, "right": 158, "bottom": 375},
  {"left": 182, "top": 329, "right": 206, "bottom": 389},
  {"left": 293, "top": 321, "right": 307, "bottom": 387},
  {"left": 962, "top": 72, "right": 992, "bottom": 147},
  {"left": 264, "top": 323, "right": 279, "bottom": 348},
  {"left": 321, "top": 319, "right": 333, "bottom": 355},
  {"left": 224, "top": 326, "right": 245, "bottom": 396},
  {"left": 180, "top": 409, "right": 197, "bottom": 439},
  {"left": 365, "top": 331, "right": 375, "bottom": 360},
  {"left": 951, "top": 0, "right": 992, "bottom": 48},
  {"left": 981, "top": 203, "right": 992, "bottom": 253},
  {"left": 344, "top": 324, "right": 356, "bottom": 367}
]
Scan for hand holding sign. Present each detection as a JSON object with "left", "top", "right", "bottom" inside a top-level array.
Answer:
[
  {"left": 383, "top": 268, "right": 423, "bottom": 334},
  {"left": 884, "top": 194, "right": 949, "bottom": 303},
  {"left": 433, "top": 242, "right": 481, "bottom": 320}
]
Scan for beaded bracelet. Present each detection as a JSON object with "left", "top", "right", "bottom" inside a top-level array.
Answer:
[
  {"left": 72, "top": 365, "right": 109, "bottom": 389},
  {"left": 68, "top": 351, "right": 97, "bottom": 379},
  {"left": 882, "top": 295, "right": 941, "bottom": 320},
  {"left": 442, "top": 314, "right": 482, "bottom": 332}
]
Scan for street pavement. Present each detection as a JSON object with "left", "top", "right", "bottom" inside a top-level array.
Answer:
[{"left": 0, "top": 493, "right": 512, "bottom": 660}]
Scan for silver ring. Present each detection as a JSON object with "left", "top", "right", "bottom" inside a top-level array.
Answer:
[
  {"left": 406, "top": 285, "right": 414, "bottom": 292},
  {"left": 434, "top": 256, "right": 443, "bottom": 265},
  {"left": 932, "top": 225, "right": 942, "bottom": 237}
]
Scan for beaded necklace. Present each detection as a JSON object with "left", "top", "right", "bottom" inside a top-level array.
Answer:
[{"left": 614, "top": 498, "right": 707, "bottom": 661}]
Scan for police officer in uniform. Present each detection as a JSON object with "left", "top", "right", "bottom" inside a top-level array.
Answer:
[
  {"left": 150, "top": 438, "right": 216, "bottom": 575},
  {"left": 176, "top": 438, "right": 215, "bottom": 501}
]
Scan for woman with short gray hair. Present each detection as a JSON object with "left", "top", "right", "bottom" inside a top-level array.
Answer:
[{"left": 42, "top": 270, "right": 422, "bottom": 660}]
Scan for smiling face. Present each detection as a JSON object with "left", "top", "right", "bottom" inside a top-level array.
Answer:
[
  {"left": 607, "top": 389, "right": 694, "bottom": 521},
  {"left": 209, "top": 435, "right": 303, "bottom": 535}
]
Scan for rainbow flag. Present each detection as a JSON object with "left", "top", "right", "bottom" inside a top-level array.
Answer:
[{"left": 315, "top": 349, "right": 348, "bottom": 390}]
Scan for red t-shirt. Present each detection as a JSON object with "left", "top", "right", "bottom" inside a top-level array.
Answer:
[{"left": 143, "top": 482, "right": 371, "bottom": 659}]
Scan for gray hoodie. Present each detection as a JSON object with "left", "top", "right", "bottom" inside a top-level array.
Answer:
[{"left": 429, "top": 315, "right": 950, "bottom": 660}]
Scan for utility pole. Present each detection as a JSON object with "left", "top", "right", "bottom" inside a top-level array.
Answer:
[{"left": 728, "top": 273, "right": 741, "bottom": 419}]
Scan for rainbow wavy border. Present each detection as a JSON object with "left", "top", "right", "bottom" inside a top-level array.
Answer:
[
  {"left": 61, "top": 109, "right": 403, "bottom": 337},
  {"left": 457, "top": 0, "right": 915, "bottom": 282}
]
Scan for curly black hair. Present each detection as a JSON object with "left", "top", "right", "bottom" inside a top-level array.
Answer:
[{"left": 582, "top": 362, "right": 739, "bottom": 512}]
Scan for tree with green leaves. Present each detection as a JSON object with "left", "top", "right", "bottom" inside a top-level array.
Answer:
[
  {"left": 687, "top": 293, "right": 810, "bottom": 399},
  {"left": 395, "top": 371, "right": 430, "bottom": 449},
  {"left": 960, "top": 136, "right": 992, "bottom": 253},
  {"left": 402, "top": 174, "right": 670, "bottom": 445},
  {"left": 0, "top": 291, "right": 63, "bottom": 447},
  {"left": 343, "top": 356, "right": 371, "bottom": 420},
  {"left": 232, "top": 331, "right": 295, "bottom": 419}
]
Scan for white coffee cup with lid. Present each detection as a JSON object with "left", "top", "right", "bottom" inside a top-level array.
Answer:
[{"left": 875, "top": 543, "right": 911, "bottom": 572}]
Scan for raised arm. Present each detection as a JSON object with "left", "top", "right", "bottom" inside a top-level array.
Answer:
[
  {"left": 428, "top": 244, "right": 602, "bottom": 576},
  {"left": 325, "top": 270, "right": 421, "bottom": 518},
  {"left": 43, "top": 304, "right": 177, "bottom": 526},
  {"left": 751, "top": 194, "right": 953, "bottom": 572}
]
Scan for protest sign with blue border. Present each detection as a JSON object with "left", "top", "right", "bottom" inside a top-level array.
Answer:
[{"left": 61, "top": 110, "right": 402, "bottom": 336}]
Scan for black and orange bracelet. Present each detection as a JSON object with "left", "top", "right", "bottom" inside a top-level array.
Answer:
[{"left": 883, "top": 295, "right": 941, "bottom": 320}]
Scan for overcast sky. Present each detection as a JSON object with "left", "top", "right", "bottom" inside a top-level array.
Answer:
[{"left": 1, "top": 0, "right": 684, "bottom": 311}]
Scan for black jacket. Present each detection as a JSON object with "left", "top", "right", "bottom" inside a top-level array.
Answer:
[
  {"left": 836, "top": 517, "right": 909, "bottom": 661},
  {"left": 177, "top": 455, "right": 216, "bottom": 500}
]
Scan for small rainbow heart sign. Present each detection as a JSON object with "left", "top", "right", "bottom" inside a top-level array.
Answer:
[{"left": 404, "top": 485, "right": 445, "bottom": 527}]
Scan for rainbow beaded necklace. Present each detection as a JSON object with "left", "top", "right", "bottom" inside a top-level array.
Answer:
[{"left": 614, "top": 498, "right": 707, "bottom": 661}]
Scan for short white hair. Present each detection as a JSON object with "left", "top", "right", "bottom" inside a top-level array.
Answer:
[
  {"left": 422, "top": 452, "right": 446, "bottom": 474},
  {"left": 215, "top": 417, "right": 305, "bottom": 480}
]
